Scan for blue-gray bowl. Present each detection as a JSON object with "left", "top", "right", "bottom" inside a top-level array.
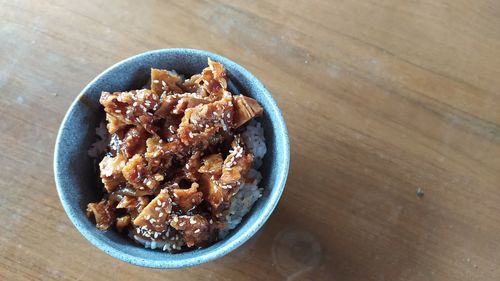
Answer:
[{"left": 54, "top": 48, "right": 290, "bottom": 268}]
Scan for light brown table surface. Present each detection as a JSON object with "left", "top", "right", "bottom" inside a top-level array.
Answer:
[{"left": 2, "top": 0, "right": 500, "bottom": 280}]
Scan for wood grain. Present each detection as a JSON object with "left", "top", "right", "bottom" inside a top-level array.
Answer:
[{"left": 1, "top": 0, "right": 500, "bottom": 280}]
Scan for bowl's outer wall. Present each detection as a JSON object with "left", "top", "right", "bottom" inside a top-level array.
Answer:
[{"left": 54, "top": 49, "right": 290, "bottom": 268}]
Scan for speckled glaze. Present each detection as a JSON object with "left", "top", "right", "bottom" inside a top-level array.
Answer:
[{"left": 54, "top": 49, "right": 290, "bottom": 269}]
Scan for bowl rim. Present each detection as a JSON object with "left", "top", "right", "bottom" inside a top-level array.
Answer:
[{"left": 54, "top": 48, "right": 290, "bottom": 268}]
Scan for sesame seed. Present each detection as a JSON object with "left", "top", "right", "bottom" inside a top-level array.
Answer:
[
  {"left": 162, "top": 81, "right": 166, "bottom": 86},
  {"left": 159, "top": 213, "right": 163, "bottom": 218},
  {"left": 190, "top": 217, "right": 196, "bottom": 224},
  {"left": 157, "top": 200, "right": 162, "bottom": 206},
  {"left": 179, "top": 222, "right": 185, "bottom": 227},
  {"left": 194, "top": 229, "right": 200, "bottom": 234},
  {"left": 153, "top": 80, "right": 159, "bottom": 84},
  {"left": 154, "top": 232, "right": 159, "bottom": 238},
  {"left": 115, "top": 109, "right": 121, "bottom": 113},
  {"left": 163, "top": 244, "right": 168, "bottom": 251},
  {"left": 145, "top": 215, "right": 151, "bottom": 220}
]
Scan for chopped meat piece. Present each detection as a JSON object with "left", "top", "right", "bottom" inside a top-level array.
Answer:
[
  {"left": 173, "top": 95, "right": 211, "bottom": 115},
  {"left": 199, "top": 174, "right": 224, "bottom": 211},
  {"left": 208, "top": 136, "right": 254, "bottom": 211},
  {"left": 177, "top": 93, "right": 234, "bottom": 148},
  {"left": 154, "top": 94, "right": 182, "bottom": 119},
  {"left": 151, "top": 69, "right": 183, "bottom": 95},
  {"left": 195, "top": 59, "right": 228, "bottom": 98},
  {"left": 208, "top": 58, "right": 227, "bottom": 88},
  {"left": 100, "top": 89, "right": 160, "bottom": 133},
  {"left": 106, "top": 113, "right": 127, "bottom": 134},
  {"left": 170, "top": 214, "right": 214, "bottom": 247},
  {"left": 197, "top": 137, "right": 252, "bottom": 212},
  {"left": 145, "top": 135, "right": 178, "bottom": 168},
  {"left": 122, "top": 154, "right": 164, "bottom": 192},
  {"left": 116, "top": 195, "right": 137, "bottom": 209},
  {"left": 198, "top": 153, "right": 224, "bottom": 210},
  {"left": 181, "top": 74, "right": 202, "bottom": 92},
  {"left": 198, "top": 153, "right": 223, "bottom": 175},
  {"left": 172, "top": 183, "right": 204, "bottom": 212},
  {"left": 121, "top": 126, "right": 148, "bottom": 158},
  {"left": 116, "top": 215, "right": 130, "bottom": 232},
  {"left": 157, "top": 117, "right": 181, "bottom": 141},
  {"left": 233, "top": 95, "right": 263, "bottom": 128},
  {"left": 99, "top": 154, "right": 127, "bottom": 192},
  {"left": 116, "top": 195, "right": 150, "bottom": 220},
  {"left": 133, "top": 189, "right": 172, "bottom": 232},
  {"left": 182, "top": 151, "right": 201, "bottom": 182},
  {"left": 178, "top": 106, "right": 219, "bottom": 147},
  {"left": 112, "top": 185, "right": 155, "bottom": 197},
  {"left": 86, "top": 199, "right": 116, "bottom": 230},
  {"left": 220, "top": 136, "right": 253, "bottom": 194},
  {"left": 154, "top": 92, "right": 210, "bottom": 119}
]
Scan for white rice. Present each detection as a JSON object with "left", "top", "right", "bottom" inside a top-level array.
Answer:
[
  {"left": 88, "top": 121, "right": 109, "bottom": 158},
  {"left": 219, "top": 120, "right": 266, "bottom": 239},
  {"left": 242, "top": 119, "right": 267, "bottom": 169},
  {"left": 218, "top": 169, "right": 263, "bottom": 238},
  {"left": 130, "top": 234, "right": 183, "bottom": 252}
]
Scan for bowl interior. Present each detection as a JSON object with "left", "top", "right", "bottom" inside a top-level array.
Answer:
[{"left": 54, "top": 49, "right": 289, "bottom": 268}]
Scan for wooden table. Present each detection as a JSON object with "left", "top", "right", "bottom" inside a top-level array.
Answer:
[{"left": 2, "top": 0, "right": 500, "bottom": 280}]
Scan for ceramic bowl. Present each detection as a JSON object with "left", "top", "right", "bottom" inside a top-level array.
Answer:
[{"left": 54, "top": 48, "right": 289, "bottom": 268}]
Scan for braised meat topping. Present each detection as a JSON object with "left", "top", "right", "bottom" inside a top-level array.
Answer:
[{"left": 87, "top": 59, "right": 264, "bottom": 252}]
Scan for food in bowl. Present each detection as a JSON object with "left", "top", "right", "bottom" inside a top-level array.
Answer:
[{"left": 86, "top": 59, "right": 266, "bottom": 252}]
